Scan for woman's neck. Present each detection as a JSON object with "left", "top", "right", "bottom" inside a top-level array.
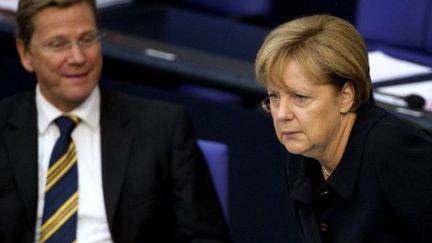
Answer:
[{"left": 319, "top": 112, "right": 357, "bottom": 174}]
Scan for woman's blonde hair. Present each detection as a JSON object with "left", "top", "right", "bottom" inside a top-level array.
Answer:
[{"left": 255, "top": 14, "right": 371, "bottom": 111}]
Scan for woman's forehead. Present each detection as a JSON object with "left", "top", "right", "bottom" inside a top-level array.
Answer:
[{"left": 266, "top": 59, "right": 325, "bottom": 87}]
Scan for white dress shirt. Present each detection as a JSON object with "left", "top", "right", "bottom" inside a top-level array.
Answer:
[{"left": 34, "top": 85, "right": 113, "bottom": 242}]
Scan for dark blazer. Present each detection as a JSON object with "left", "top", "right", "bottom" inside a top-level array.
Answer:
[
  {"left": 285, "top": 102, "right": 432, "bottom": 243},
  {"left": 0, "top": 89, "right": 229, "bottom": 243}
]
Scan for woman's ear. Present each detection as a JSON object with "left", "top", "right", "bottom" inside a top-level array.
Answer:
[
  {"left": 340, "top": 82, "right": 355, "bottom": 113},
  {"left": 16, "top": 39, "right": 35, "bottom": 73}
]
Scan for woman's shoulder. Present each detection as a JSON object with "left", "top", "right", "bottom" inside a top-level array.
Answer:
[
  {"left": 355, "top": 103, "right": 432, "bottom": 175},
  {"left": 362, "top": 107, "right": 432, "bottom": 183},
  {"left": 355, "top": 102, "right": 430, "bottom": 147},
  {"left": 366, "top": 110, "right": 432, "bottom": 149}
]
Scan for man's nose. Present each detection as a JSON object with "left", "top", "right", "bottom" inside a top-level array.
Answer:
[{"left": 67, "top": 44, "right": 86, "bottom": 64}]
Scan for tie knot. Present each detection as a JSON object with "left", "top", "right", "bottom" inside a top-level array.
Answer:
[{"left": 55, "top": 115, "right": 80, "bottom": 136}]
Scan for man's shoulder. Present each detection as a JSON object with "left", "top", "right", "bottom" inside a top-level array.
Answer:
[
  {"left": 107, "top": 89, "right": 180, "bottom": 106},
  {"left": 0, "top": 92, "right": 34, "bottom": 122},
  {"left": 0, "top": 92, "right": 32, "bottom": 107}
]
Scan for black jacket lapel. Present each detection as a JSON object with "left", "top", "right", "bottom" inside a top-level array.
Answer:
[
  {"left": 3, "top": 92, "right": 38, "bottom": 228},
  {"left": 99, "top": 90, "right": 133, "bottom": 232}
]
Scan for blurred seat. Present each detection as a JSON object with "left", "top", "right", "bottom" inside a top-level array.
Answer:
[
  {"left": 99, "top": 2, "right": 267, "bottom": 105},
  {"left": 271, "top": 0, "right": 357, "bottom": 26},
  {"left": 197, "top": 139, "right": 229, "bottom": 221},
  {"left": 177, "top": 84, "right": 243, "bottom": 104},
  {"left": 356, "top": 0, "right": 432, "bottom": 66},
  {"left": 179, "top": 0, "right": 271, "bottom": 17}
]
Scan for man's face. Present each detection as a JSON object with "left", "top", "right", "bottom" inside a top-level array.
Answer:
[{"left": 17, "top": 2, "right": 102, "bottom": 111}]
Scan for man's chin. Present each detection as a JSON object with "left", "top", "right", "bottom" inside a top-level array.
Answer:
[{"left": 58, "top": 90, "right": 94, "bottom": 109}]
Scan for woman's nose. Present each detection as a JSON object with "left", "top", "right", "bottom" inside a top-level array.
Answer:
[{"left": 275, "top": 98, "right": 294, "bottom": 121}]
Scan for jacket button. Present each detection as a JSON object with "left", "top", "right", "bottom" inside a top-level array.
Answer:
[
  {"left": 317, "top": 190, "right": 332, "bottom": 207},
  {"left": 319, "top": 222, "right": 330, "bottom": 232},
  {"left": 319, "top": 190, "right": 330, "bottom": 198}
]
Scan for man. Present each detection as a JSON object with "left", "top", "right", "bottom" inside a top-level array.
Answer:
[{"left": 0, "top": 0, "right": 229, "bottom": 242}]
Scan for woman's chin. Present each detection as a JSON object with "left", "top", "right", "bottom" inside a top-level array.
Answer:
[{"left": 284, "top": 145, "right": 304, "bottom": 155}]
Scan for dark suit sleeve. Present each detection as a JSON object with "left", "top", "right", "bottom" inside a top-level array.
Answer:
[
  {"left": 169, "top": 107, "right": 230, "bottom": 242},
  {"left": 372, "top": 123, "right": 432, "bottom": 240}
]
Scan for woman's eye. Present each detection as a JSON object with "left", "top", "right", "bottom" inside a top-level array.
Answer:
[
  {"left": 293, "top": 94, "right": 309, "bottom": 103},
  {"left": 268, "top": 93, "right": 279, "bottom": 100}
]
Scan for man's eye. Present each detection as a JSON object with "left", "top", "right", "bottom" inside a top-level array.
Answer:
[
  {"left": 47, "top": 41, "right": 68, "bottom": 49},
  {"left": 80, "top": 35, "right": 96, "bottom": 44}
]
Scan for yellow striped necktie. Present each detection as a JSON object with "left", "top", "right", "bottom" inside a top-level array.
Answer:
[{"left": 40, "top": 115, "right": 80, "bottom": 243}]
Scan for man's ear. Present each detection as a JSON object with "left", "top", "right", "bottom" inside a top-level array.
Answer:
[
  {"left": 16, "top": 39, "right": 35, "bottom": 73},
  {"left": 340, "top": 82, "right": 355, "bottom": 113}
]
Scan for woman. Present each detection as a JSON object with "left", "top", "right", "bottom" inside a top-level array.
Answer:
[{"left": 255, "top": 14, "right": 432, "bottom": 243}]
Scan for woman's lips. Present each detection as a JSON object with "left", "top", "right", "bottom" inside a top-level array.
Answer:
[{"left": 282, "top": 131, "right": 301, "bottom": 139}]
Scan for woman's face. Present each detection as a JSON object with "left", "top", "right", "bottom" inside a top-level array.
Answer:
[{"left": 266, "top": 61, "right": 353, "bottom": 160}]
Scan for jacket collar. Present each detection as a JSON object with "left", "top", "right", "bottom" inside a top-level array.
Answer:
[
  {"left": 289, "top": 102, "right": 388, "bottom": 204},
  {"left": 99, "top": 89, "right": 133, "bottom": 232},
  {"left": 4, "top": 92, "right": 39, "bottom": 228}
]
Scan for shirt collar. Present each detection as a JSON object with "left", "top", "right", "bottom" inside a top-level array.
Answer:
[{"left": 36, "top": 85, "right": 100, "bottom": 134}]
